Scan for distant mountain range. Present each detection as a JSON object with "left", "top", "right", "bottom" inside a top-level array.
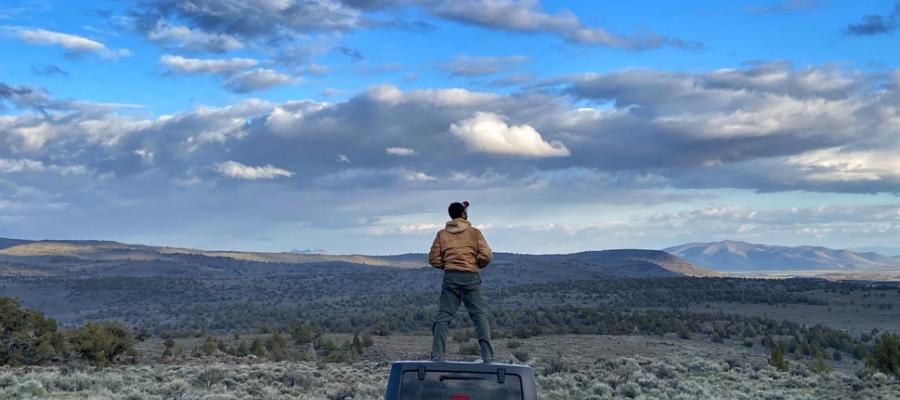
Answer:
[
  {"left": 11, "top": 237, "right": 899, "bottom": 279},
  {"left": 0, "top": 238, "right": 716, "bottom": 279},
  {"left": 665, "top": 240, "right": 900, "bottom": 272},
  {"left": 850, "top": 246, "right": 900, "bottom": 257}
]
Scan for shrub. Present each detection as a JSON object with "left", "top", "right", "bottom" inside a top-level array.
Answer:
[
  {"left": 451, "top": 330, "right": 470, "bottom": 343},
  {"left": 0, "top": 297, "right": 66, "bottom": 366},
  {"left": 194, "top": 367, "right": 228, "bottom": 391},
  {"left": 289, "top": 323, "right": 319, "bottom": 345},
  {"left": 360, "top": 331, "right": 374, "bottom": 348},
  {"left": 809, "top": 350, "right": 832, "bottom": 374},
  {"left": 267, "top": 332, "right": 287, "bottom": 361},
  {"left": 513, "top": 350, "right": 531, "bottom": 363},
  {"left": 15, "top": 380, "right": 46, "bottom": 397},
  {"left": 328, "top": 386, "right": 356, "bottom": 400},
  {"left": 506, "top": 340, "right": 523, "bottom": 349},
  {"left": 619, "top": 381, "right": 641, "bottom": 398},
  {"left": 866, "top": 333, "right": 900, "bottom": 376},
  {"left": 201, "top": 336, "right": 217, "bottom": 356},
  {"left": 72, "top": 321, "right": 138, "bottom": 367},
  {"left": 543, "top": 353, "right": 569, "bottom": 375},
  {"left": 770, "top": 347, "right": 789, "bottom": 371},
  {"left": 250, "top": 339, "right": 267, "bottom": 357},
  {"left": 458, "top": 342, "right": 480, "bottom": 356}
]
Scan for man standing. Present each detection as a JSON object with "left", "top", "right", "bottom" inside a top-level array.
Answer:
[{"left": 428, "top": 201, "right": 494, "bottom": 363}]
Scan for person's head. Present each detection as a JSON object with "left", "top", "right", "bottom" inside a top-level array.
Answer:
[{"left": 448, "top": 201, "right": 469, "bottom": 220}]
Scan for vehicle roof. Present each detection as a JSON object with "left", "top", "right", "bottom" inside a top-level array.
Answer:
[
  {"left": 384, "top": 361, "right": 539, "bottom": 400},
  {"left": 389, "top": 360, "right": 534, "bottom": 374}
]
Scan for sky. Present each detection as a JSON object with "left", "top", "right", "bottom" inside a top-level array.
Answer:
[{"left": 2, "top": 0, "right": 900, "bottom": 254}]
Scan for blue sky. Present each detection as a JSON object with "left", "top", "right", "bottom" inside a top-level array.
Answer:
[{"left": 3, "top": 0, "right": 900, "bottom": 254}]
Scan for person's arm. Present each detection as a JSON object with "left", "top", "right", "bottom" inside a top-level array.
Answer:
[
  {"left": 475, "top": 229, "right": 493, "bottom": 268},
  {"left": 428, "top": 232, "right": 444, "bottom": 269}
]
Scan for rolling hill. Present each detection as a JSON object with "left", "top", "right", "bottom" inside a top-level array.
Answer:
[
  {"left": 665, "top": 240, "right": 900, "bottom": 272},
  {"left": 0, "top": 237, "right": 715, "bottom": 278}
]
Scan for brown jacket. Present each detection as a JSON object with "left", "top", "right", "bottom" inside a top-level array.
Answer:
[{"left": 428, "top": 218, "right": 493, "bottom": 272}]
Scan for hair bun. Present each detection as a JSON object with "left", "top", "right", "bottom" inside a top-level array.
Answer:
[{"left": 462, "top": 201, "right": 469, "bottom": 208}]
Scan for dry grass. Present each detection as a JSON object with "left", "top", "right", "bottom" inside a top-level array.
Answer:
[
  {"left": 0, "top": 355, "right": 896, "bottom": 400},
  {"left": 1, "top": 334, "right": 897, "bottom": 399}
]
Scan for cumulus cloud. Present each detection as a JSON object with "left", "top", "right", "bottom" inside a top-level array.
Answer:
[
  {"left": 159, "top": 55, "right": 295, "bottom": 92},
  {"left": 0, "top": 158, "right": 86, "bottom": 175},
  {"left": 431, "top": 0, "right": 702, "bottom": 50},
  {"left": 559, "top": 62, "right": 889, "bottom": 175},
  {"left": 160, "top": 55, "right": 259, "bottom": 74},
  {"left": 4, "top": 27, "right": 130, "bottom": 59},
  {"left": 449, "top": 112, "right": 570, "bottom": 157},
  {"left": 0, "top": 83, "right": 51, "bottom": 110},
  {"left": 129, "top": 0, "right": 698, "bottom": 54},
  {"left": 222, "top": 68, "right": 297, "bottom": 93},
  {"left": 146, "top": 21, "right": 244, "bottom": 52},
  {"left": 214, "top": 161, "right": 294, "bottom": 179},
  {"left": 134, "top": 0, "right": 360, "bottom": 39},
  {"left": 783, "top": 147, "right": 900, "bottom": 184},
  {"left": 6, "top": 67, "right": 900, "bottom": 251},
  {"left": 5, "top": 61, "right": 900, "bottom": 214}
]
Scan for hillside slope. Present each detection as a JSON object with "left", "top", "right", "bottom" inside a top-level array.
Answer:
[
  {"left": 0, "top": 238, "right": 714, "bottom": 278},
  {"left": 665, "top": 240, "right": 900, "bottom": 272}
]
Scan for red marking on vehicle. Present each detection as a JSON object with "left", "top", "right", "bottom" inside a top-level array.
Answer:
[{"left": 450, "top": 395, "right": 471, "bottom": 400}]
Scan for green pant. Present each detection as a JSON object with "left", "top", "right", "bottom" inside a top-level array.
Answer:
[{"left": 431, "top": 271, "right": 494, "bottom": 363}]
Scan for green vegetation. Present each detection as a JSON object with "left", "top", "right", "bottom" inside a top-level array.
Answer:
[
  {"left": 0, "top": 298, "right": 137, "bottom": 367},
  {"left": 808, "top": 350, "right": 832, "bottom": 374},
  {"left": 0, "top": 261, "right": 898, "bottom": 398},
  {"left": 71, "top": 321, "right": 138, "bottom": 366},
  {"left": 867, "top": 333, "right": 900, "bottom": 376},
  {"left": 12, "top": 273, "right": 883, "bottom": 334},
  {"left": 770, "top": 347, "right": 789, "bottom": 371},
  {"left": 0, "top": 297, "right": 66, "bottom": 366}
]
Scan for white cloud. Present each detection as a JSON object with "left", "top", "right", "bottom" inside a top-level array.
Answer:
[
  {"left": 11, "top": 27, "right": 103, "bottom": 51},
  {"left": 147, "top": 22, "right": 244, "bottom": 52},
  {"left": 214, "top": 161, "right": 294, "bottom": 180},
  {"left": 159, "top": 56, "right": 295, "bottom": 93},
  {"left": 366, "top": 223, "right": 443, "bottom": 236},
  {"left": 0, "top": 158, "right": 86, "bottom": 175},
  {"left": 160, "top": 55, "right": 259, "bottom": 74},
  {"left": 449, "top": 112, "right": 570, "bottom": 157},
  {"left": 432, "top": 0, "right": 699, "bottom": 50},
  {"left": 385, "top": 147, "right": 416, "bottom": 156},
  {"left": 221, "top": 68, "right": 297, "bottom": 93},
  {"left": 135, "top": 0, "right": 360, "bottom": 39},
  {"left": 337, "top": 154, "right": 351, "bottom": 164},
  {"left": 785, "top": 147, "right": 900, "bottom": 182},
  {"left": 364, "top": 85, "right": 498, "bottom": 107},
  {"left": 6, "top": 27, "right": 129, "bottom": 59},
  {"left": 403, "top": 171, "right": 436, "bottom": 182}
]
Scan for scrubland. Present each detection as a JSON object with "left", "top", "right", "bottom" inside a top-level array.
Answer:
[{"left": 1, "top": 351, "right": 897, "bottom": 400}]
